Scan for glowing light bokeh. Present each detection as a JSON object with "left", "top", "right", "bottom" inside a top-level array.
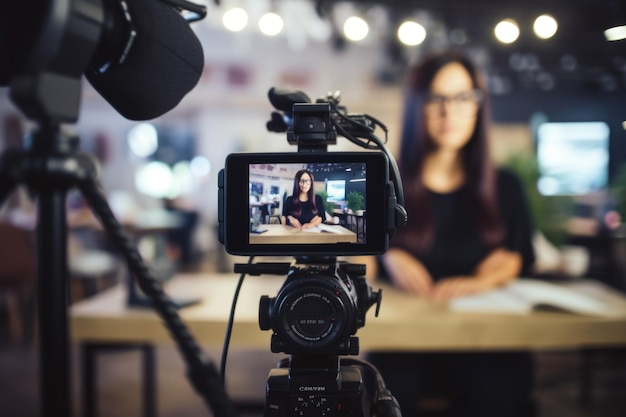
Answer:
[
  {"left": 127, "top": 123, "right": 158, "bottom": 158},
  {"left": 135, "top": 161, "right": 174, "bottom": 199},
  {"left": 494, "top": 19, "right": 520, "bottom": 44},
  {"left": 190, "top": 156, "right": 211, "bottom": 177},
  {"left": 605, "top": 25, "right": 626, "bottom": 41},
  {"left": 534, "top": 14, "right": 558, "bottom": 39},
  {"left": 397, "top": 21, "right": 427, "bottom": 46},
  {"left": 259, "top": 12, "right": 284, "bottom": 36},
  {"left": 343, "top": 16, "right": 369, "bottom": 42},
  {"left": 223, "top": 7, "right": 248, "bottom": 32}
]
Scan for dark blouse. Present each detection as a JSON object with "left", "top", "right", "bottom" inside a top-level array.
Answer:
[
  {"left": 387, "top": 168, "right": 535, "bottom": 281},
  {"left": 282, "top": 194, "right": 327, "bottom": 226}
]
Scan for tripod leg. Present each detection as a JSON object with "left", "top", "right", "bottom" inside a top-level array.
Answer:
[
  {"left": 2, "top": 141, "right": 73, "bottom": 417},
  {"left": 37, "top": 188, "right": 72, "bottom": 417}
]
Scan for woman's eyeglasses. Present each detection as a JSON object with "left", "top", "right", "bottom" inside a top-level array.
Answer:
[
  {"left": 424, "top": 89, "right": 483, "bottom": 116},
  {"left": 299, "top": 179, "right": 312, "bottom": 185}
]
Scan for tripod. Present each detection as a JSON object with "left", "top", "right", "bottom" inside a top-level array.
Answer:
[{"left": 1, "top": 81, "right": 238, "bottom": 417}]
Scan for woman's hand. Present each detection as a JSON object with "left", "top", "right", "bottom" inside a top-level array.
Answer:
[
  {"left": 288, "top": 216, "right": 302, "bottom": 228},
  {"left": 428, "top": 248, "right": 523, "bottom": 301},
  {"left": 382, "top": 248, "right": 434, "bottom": 296},
  {"left": 428, "top": 276, "right": 489, "bottom": 301},
  {"left": 302, "top": 215, "right": 322, "bottom": 229}
]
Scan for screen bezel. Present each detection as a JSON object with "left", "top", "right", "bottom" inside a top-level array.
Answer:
[{"left": 221, "top": 152, "right": 390, "bottom": 256}]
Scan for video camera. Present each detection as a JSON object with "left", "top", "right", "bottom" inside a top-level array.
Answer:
[{"left": 218, "top": 87, "right": 405, "bottom": 416}]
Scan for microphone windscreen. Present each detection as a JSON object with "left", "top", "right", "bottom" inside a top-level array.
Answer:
[
  {"left": 86, "top": 0, "right": 204, "bottom": 120},
  {"left": 268, "top": 87, "right": 311, "bottom": 114}
]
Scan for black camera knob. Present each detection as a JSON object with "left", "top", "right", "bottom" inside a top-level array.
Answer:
[{"left": 259, "top": 295, "right": 272, "bottom": 331}]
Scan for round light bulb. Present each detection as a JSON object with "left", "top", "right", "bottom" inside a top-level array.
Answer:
[
  {"left": 534, "top": 14, "right": 558, "bottom": 39},
  {"left": 343, "top": 16, "right": 369, "bottom": 42},
  {"left": 494, "top": 19, "right": 520, "bottom": 44},
  {"left": 397, "top": 21, "right": 427, "bottom": 46},
  {"left": 223, "top": 7, "right": 248, "bottom": 32},
  {"left": 259, "top": 12, "right": 283, "bottom": 36}
]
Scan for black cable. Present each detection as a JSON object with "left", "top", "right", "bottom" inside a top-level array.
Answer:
[
  {"left": 76, "top": 172, "right": 240, "bottom": 417},
  {"left": 341, "top": 358, "right": 403, "bottom": 417},
  {"left": 330, "top": 107, "right": 405, "bottom": 207},
  {"left": 220, "top": 256, "right": 254, "bottom": 384}
]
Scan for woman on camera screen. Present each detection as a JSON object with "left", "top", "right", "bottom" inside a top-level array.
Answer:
[
  {"left": 366, "top": 49, "right": 536, "bottom": 417},
  {"left": 281, "top": 169, "right": 326, "bottom": 229}
]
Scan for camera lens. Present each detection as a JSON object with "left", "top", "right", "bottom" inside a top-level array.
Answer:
[
  {"left": 286, "top": 291, "right": 338, "bottom": 341},
  {"left": 268, "top": 272, "right": 357, "bottom": 354}
]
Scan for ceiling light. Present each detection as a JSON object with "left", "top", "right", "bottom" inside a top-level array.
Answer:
[
  {"left": 397, "top": 21, "right": 427, "bottom": 46},
  {"left": 605, "top": 25, "right": 626, "bottom": 41},
  {"left": 259, "top": 12, "right": 283, "bottom": 36},
  {"left": 343, "top": 16, "right": 369, "bottom": 42},
  {"left": 223, "top": 7, "right": 248, "bottom": 32},
  {"left": 534, "top": 14, "right": 558, "bottom": 39},
  {"left": 494, "top": 19, "right": 520, "bottom": 44}
]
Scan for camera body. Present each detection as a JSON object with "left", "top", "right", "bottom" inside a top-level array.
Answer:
[
  {"left": 264, "top": 355, "right": 368, "bottom": 417},
  {"left": 257, "top": 261, "right": 381, "bottom": 416}
]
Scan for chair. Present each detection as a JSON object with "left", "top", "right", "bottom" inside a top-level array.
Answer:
[
  {"left": 0, "top": 221, "right": 37, "bottom": 343},
  {"left": 268, "top": 199, "right": 282, "bottom": 224},
  {"left": 268, "top": 206, "right": 282, "bottom": 224},
  {"left": 68, "top": 227, "right": 121, "bottom": 303}
]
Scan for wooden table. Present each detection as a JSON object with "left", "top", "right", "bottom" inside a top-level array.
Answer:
[
  {"left": 249, "top": 224, "right": 357, "bottom": 245},
  {"left": 70, "top": 273, "right": 626, "bottom": 416},
  {"left": 71, "top": 273, "right": 626, "bottom": 351}
]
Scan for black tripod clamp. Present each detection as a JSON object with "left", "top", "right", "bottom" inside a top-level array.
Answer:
[{"left": 0, "top": 127, "right": 239, "bottom": 417}]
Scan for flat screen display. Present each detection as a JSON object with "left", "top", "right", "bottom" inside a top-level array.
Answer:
[
  {"left": 219, "top": 152, "right": 390, "bottom": 256},
  {"left": 536, "top": 122, "right": 610, "bottom": 196}
]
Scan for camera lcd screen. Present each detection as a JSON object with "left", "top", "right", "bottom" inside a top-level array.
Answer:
[{"left": 219, "top": 152, "right": 390, "bottom": 256}]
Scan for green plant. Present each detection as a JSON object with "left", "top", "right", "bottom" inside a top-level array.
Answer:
[
  {"left": 611, "top": 163, "right": 626, "bottom": 221},
  {"left": 316, "top": 190, "right": 335, "bottom": 215},
  {"left": 346, "top": 191, "right": 365, "bottom": 212},
  {"left": 502, "top": 153, "right": 573, "bottom": 247}
]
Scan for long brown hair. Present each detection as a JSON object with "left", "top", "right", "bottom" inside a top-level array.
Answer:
[
  {"left": 288, "top": 169, "right": 318, "bottom": 216},
  {"left": 394, "top": 50, "right": 504, "bottom": 254}
]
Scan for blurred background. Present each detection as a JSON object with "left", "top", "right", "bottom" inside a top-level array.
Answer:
[
  {"left": 2, "top": 0, "right": 626, "bottom": 276},
  {"left": 1, "top": 0, "right": 625, "bottom": 416}
]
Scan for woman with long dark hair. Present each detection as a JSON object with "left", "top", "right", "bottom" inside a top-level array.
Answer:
[
  {"left": 367, "top": 50, "right": 536, "bottom": 417},
  {"left": 281, "top": 169, "right": 326, "bottom": 229}
]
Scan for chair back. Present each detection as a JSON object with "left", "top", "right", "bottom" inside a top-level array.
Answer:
[{"left": 0, "top": 221, "right": 37, "bottom": 286}]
